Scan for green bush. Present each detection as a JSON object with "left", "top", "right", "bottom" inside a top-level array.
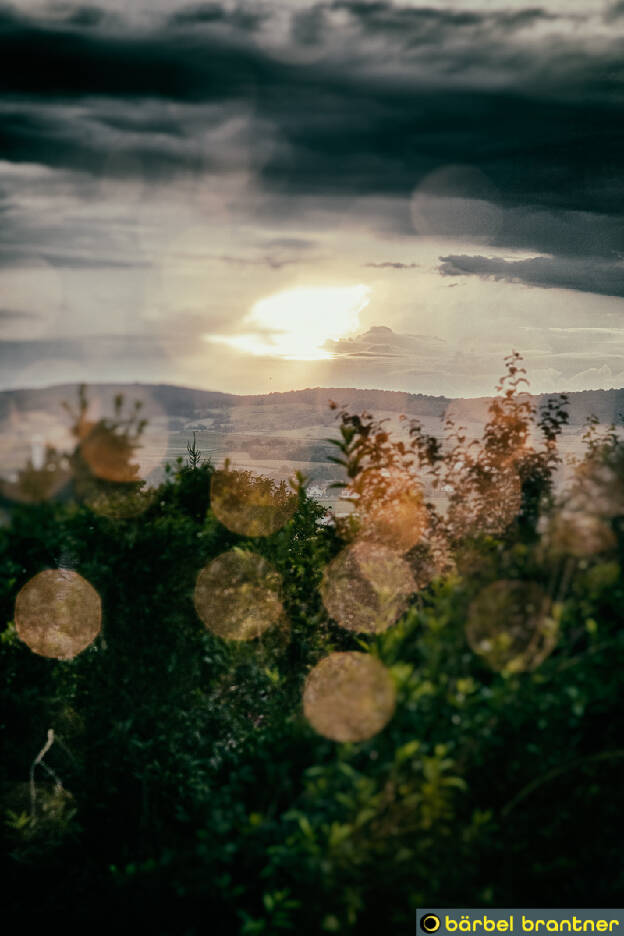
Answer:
[{"left": 1, "top": 360, "right": 623, "bottom": 932}]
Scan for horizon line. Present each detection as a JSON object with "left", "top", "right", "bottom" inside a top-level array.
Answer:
[{"left": 0, "top": 380, "right": 623, "bottom": 402}]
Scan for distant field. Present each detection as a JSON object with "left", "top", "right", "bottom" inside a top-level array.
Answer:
[
  {"left": 0, "top": 383, "right": 620, "bottom": 513},
  {"left": 157, "top": 421, "right": 596, "bottom": 518}
]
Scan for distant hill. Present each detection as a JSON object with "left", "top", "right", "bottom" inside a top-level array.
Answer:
[
  {"left": 1, "top": 382, "right": 622, "bottom": 493},
  {"left": 1, "top": 382, "right": 623, "bottom": 427}
]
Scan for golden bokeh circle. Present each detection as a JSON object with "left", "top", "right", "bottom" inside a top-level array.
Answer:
[
  {"left": 446, "top": 462, "right": 523, "bottom": 539},
  {"left": 193, "top": 549, "right": 284, "bottom": 641},
  {"left": 347, "top": 469, "right": 428, "bottom": 552},
  {"left": 0, "top": 460, "right": 72, "bottom": 505},
  {"left": 303, "top": 651, "right": 396, "bottom": 742},
  {"left": 75, "top": 387, "right": 169, "bottom": 486},
  {"left": 358, "top": 488, "right": 427, "bottom": 551},
  {"left": 410, "top": 164, "right": 502, "bottom": 239},
  {"left": 0, "top": 403, "right": 74, "bottom": 504},
  {"left": 466, "top": 580, "right": 557, "bottom": 673},
  {"left": 15, "top": 569, "right": 102, "bottom": 660},
  {"left": 321, "top": 541, "right": 415, "bottom": 634},
  {"left": 570, "top": 458, "right": 624, "bottom": 519},
  {"left": 546, "top": 509, "right": 615, "bottom": 558},
  {"left": 74, "top": 476, "right": 156, "bottom": 520},
  {"left": 211, "top": 468, "right": 298, "bottom": 537}
]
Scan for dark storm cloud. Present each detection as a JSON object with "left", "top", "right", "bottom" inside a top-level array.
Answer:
[
  {"left": 263, "top": 237, "right": 317, "bottom": 250},
  {"left": 219, "top": 254, "right": 301, "bottom": 269},
  {"left": 328, "top": 1, "right": 554, "bottom": 38},
  {"left": 0, "top": 2, "right": 621, "bottom": 211},
  {"left": 168, "top": 2, "right": 268, "bottom": 31},
  {"left": 0, "top": 1, "right": 623, "bottom": 292},
  {"left": 0, "top": 334, "right": 176, "bottom": 384},
  {"left": 0, "top": 308, "right": 38, "bottom": 321},
  {"left": 438, "top": 255, "right": 624, "bottom": 299},
  {"left": 364, "top": 261, "right": 419, "bottom": 269},
  {"left": 290, "top": 5, "right": 326, "bottom": 46},
  {"left": 95, "top": 111, "right": 187, "bottom": 137},
  {"left": 0, "top": 104, "right": 214, "bottom": 178},
  {"left": 0, "top": 4, "right": 280, "bottom": 100},
  {"left": 495, "top": 206, "right": 624, "bottom": 259},
  {"left": 55, "top": 6, "right": 110, "bottom": 28},
  {"left": 43, "top": 253, "right": 152, "bottom": 269},
  {"left": 258, "top": 84, "right": 624, "bottom": 220},
  {"left": 606, "top": 1, "right": 624, "bottom": 22},
  {"left": 0, "top": 247, "right": 147, "bottom": 268}
]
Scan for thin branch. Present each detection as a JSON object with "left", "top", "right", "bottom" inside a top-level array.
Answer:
[
  {"left": 502, "top": 750, "right": 624, "bottom": 818},
  {"left": 29, "top": 729, "right": 62, "bottom": 819}
]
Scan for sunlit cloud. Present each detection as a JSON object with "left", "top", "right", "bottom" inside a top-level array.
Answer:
[{"left": 206, "top": 284, "right": 370, "bottom": 360}]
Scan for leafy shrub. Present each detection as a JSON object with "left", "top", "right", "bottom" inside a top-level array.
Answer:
[{"left": 0, "top": 358, "right": 623, "bottom": 931}]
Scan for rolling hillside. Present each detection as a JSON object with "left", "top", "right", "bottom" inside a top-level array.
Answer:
[{"left": 1, "top": 383, "right": 622, "bottom": 502}]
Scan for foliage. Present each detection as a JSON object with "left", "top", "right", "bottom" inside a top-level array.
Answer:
[{"left": 0, "top": 360, "right": 623, "bottom": 932}]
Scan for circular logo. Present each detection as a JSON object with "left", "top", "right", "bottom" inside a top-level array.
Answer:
[{"left": 421, "top": 915, "right": 441, "bottom": 933}]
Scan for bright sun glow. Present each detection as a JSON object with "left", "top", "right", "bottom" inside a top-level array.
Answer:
[{"left": 207, "top": 284, "right": 370, "bottom": 360}]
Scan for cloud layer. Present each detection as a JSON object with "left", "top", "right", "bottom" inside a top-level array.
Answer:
[
  {"left": 0, "top": 0, "right": 623, "bottom": 393},
  {"left": 439, "top": 255, "right": 624, "bottom": 299}
]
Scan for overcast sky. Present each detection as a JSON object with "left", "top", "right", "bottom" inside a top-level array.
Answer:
[{"left": 1, "top": 0, "right": 624, "bottom": 397}]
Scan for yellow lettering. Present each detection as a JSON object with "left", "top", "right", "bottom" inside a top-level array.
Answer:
[
  {"left": 523, "top": 918, "right": 534, "bottom": 932},
  {"left": 498, "top": 923, "right": 509, "bottom": 932},
  {"left": 608, "top": 923, "right": 619, "bottom": 932}
]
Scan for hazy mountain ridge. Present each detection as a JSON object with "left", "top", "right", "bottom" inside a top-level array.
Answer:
[
  {"left": 1, "top": 382, "right": 622, "bottom": 499},
  {"left": 1, "top": 382, "right": 623, "bottom": 427}
]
